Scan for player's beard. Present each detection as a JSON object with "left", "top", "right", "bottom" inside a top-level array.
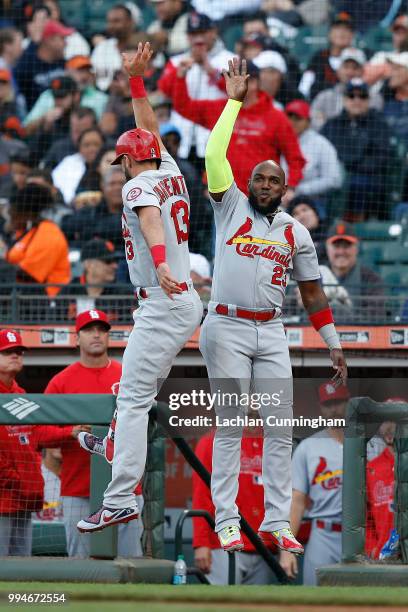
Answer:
[{"left": 248, "top": 190, "right": 282, "bottom": 216}]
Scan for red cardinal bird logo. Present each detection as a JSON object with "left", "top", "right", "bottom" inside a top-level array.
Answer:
[
  {"left": 226, "top": 217, "right": 253, "bottom": 245},
  {"left": 284, "top": 224, "right": 296, "bottom": 257}
]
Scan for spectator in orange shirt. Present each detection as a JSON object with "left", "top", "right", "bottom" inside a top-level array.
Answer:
[{"left": 6, "top": 183, "right": 70, "bottom": 296}]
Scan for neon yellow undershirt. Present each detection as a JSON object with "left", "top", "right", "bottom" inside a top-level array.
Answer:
[{"left": 205, "top": 99, "right": 242, "bottom": 193}]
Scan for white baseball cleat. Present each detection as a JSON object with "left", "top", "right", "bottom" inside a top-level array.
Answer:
[
  {"left": 77, "top": 505, "right": 139, "bottom": 533},
  {"left": 217, "top": 525, "right": 244, "bottom": 552},
  {"left": 78, "top": 432, "right": 106, "bottom": 457}
]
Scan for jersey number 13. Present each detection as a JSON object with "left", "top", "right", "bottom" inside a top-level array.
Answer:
[{"left": 170, "top": 200, "right": 190, "bottom": 244}]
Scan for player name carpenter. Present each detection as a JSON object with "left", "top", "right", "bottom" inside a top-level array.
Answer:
[{"left": 168, "top": 415, "right": 346, "bottom": 428}]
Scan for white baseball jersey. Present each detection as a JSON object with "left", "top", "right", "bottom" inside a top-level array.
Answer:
[
  {"left": 292, "top": 430, "right": 343, "bottom": 520},
  {"left": 210, "top": 182, "right": 321, "bottom": 309},
  {"left": 121, "top": 152, "right": 191, "bottom": 288}
]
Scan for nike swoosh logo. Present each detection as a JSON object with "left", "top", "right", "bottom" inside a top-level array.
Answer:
[{"left": 103, "top": 512, "right": 117, "bottom": 523}]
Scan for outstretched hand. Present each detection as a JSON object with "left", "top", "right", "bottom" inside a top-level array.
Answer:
[
  {"left": 122, "top": 42, "right": 153, "bottom": 77},
  {"left": 222, "top": 57, "right": 249, "bottom": 103},
  {"left": 330, "top": 348, "right": 348, "bottom": 387}
]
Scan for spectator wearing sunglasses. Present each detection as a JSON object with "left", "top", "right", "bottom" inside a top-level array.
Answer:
[{"left": 321, "top": 79, "right": 392, "bottom": 219}]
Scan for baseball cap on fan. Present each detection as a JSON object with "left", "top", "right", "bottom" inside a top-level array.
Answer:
[
  {"left": 331, "top": 11, "right": 354, "bottom": 30},
  {"left": 51, "top": 75, "right": 78, "bottom": 98},
  {"left": 339, "top": 48, "right": 367, "bottom": 67},
  {"left": 0, "top": 69, "right": 11, "bottom": 83},
  {"left": 0, "top": 329, "right": 27, "bottom": 352},
  {"left": 42, "top": 20, "right": 74, "bottom": 40},
  {"left": 65, "top": 55, "right": 93, "bottom": 71},
  {"left": 187, "top": 12, "right": 214, "bottom": 33},
  {"left": 75, "top": 310, "right": 111, "bottom": 333},
  {"left": 80, "top": 238, "right": 121, "bottom": 262},
  {"left": 319, "top": 382, "right": 350, "bottom": 404},
  {"left": 253, "top": 50, "right": 287, "bottom": 74},
  {"left": 285, "top": 99, "right": 310, "bottom": 119},
  {"left": 327, "top": 220, "right": 358, "bottom": 244}
]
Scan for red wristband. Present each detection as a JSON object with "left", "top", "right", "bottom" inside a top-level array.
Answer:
[
  {"left": 150, "top": 244, "right": 166, "bottom": 268},
  {"left": 129, "top": 76, "right": 146, "bottom": 99},
  {"left": 309, "top": 307, "right": 334, "bottom": 331}
]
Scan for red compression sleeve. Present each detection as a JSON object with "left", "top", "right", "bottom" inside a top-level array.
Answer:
[
  {"left": 150, "top": 244, "right": 166, "bottom": 268},
  {"left": 129, "top": 76, "right": 146, "bottom": 99},
  {"left": 309, "top": 307, "right": 334, "bottom": 331}
]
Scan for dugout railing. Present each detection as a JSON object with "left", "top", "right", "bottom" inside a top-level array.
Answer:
[{"left": 317, "top": 397, "right": 408, "bottom": 587}]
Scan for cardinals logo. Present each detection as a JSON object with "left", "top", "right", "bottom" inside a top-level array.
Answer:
[
  {"left": 312, "top": 457, "right": 343, "bottom": 490},
  {"left": 225, "top": 218, "right": 295, "bottom": 268}
]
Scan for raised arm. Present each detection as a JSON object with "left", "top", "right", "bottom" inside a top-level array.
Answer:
[
  {"left": 205, "top": 58, "right": 249, "bottom": 202},
  {"left": 122, "top": 43, "right": 167, "bottom": 153}
]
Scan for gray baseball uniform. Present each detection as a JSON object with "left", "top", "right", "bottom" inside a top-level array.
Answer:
[
  {"left": 103, "top": 151, "right": 203, "bottom": 510},
  {"left": 199, "top": 182, "right": 320, "bottom": 534},
  {"left": 292, "top": 430, "right": 343, "bottom": 585}
]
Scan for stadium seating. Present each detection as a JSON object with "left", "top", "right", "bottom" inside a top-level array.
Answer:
[
  {"left": 291, "top": 25, "right": 329, "bottom": 69},
  {"left": 354, "top": 221, "right": 402, "bottom": 240}
]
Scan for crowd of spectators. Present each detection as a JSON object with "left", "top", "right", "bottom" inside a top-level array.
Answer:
[{"left": 0, "top": 0, "right": 407, "bottom": 325}]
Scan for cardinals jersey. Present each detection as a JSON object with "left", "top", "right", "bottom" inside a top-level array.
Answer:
[
  {"left": 209, "top": 182, "right": 320, "bottom": 309},
  {"left": 122, "top": 151, "right": 191, "bottom": 289},
  {"left": 365, "top": 447, "right": 395, "bottom": 559},
  {"left": 292, "top": 429, "right": 343, "bottom": 521}
]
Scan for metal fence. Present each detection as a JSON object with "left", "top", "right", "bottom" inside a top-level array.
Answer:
[{"left": 0, "top": 283, "right": 407, "bottom": 326}]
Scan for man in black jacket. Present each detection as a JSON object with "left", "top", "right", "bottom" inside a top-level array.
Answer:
[{"left": 321, "top": 79, "right": 392, "bottom": 220}]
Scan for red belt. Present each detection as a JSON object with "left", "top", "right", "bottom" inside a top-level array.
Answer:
[
  {"left": 215, "top": 304, "right": 277, "bottom": 322},
  {"left": 316, "top": 520, "right": 342, "bottom": 532},
  {"left": 139, "top": 281, "right": 189, "bottom": 299}
]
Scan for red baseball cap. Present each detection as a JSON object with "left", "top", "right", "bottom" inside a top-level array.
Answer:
[
  {"left": 0, "top": 329, "right": 26, "bottom": 352},
  {"left": 42, "top": 20, "right": 74, "bottom": 40},
  {"left": 75, "top": 310, "right": 111, "bottom": 332},
  {"left": 319, "top": 382, "right": 350, "bottom": 404},
  {"left": 285, "top": 100, "right": 311, "bottom": 120},
  {"left": 0, "top": 69, "right": 11, "bottom": 83}
]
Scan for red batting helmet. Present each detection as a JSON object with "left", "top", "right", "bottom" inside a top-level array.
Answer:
[{"left": 111, "top": 128, "right": 161, "bottom": 167}]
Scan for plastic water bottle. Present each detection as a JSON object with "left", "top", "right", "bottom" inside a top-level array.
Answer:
[{"left": 173, "top": 554, "right": 187, "bottom": 585}]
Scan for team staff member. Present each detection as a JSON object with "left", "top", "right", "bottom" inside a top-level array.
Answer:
[
  {"left": 193, "top": 429, "right": 275, "bottom": 584},
  {"left": 45, "top": 309, "right": 142, "bottom": 557},
  {"left": 366, "top": 415, "right": 396, "bottom": 560},
  {"left": 280, "top": 382, "right": 348, "bottom": 585},
  {"left": 201, "top": 58, "right": 347, "bottom": 554},
  {"left": 165, "top": 59, "right": 305, "bottom": 196},
  {"left": 0, "top": 329, "right": 85, "bottom": 556}
]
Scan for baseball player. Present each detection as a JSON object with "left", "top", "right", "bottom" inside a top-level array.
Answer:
[
  {"left": 77, "top": 43, "right": 203, "bottom": 533},
  {"left": 201, "top": 57, "right": 347, "bottom": 555},
  {"left": 279, "top": 382, "right": 348, "bottom": 584}
]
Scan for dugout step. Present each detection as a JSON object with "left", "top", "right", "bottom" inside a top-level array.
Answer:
[
  {"left": 318, "top": 563, "right": 408, "bottom": 586},
  {"left": 0, "top": 557, "right": 174, "bottom": 584}
]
